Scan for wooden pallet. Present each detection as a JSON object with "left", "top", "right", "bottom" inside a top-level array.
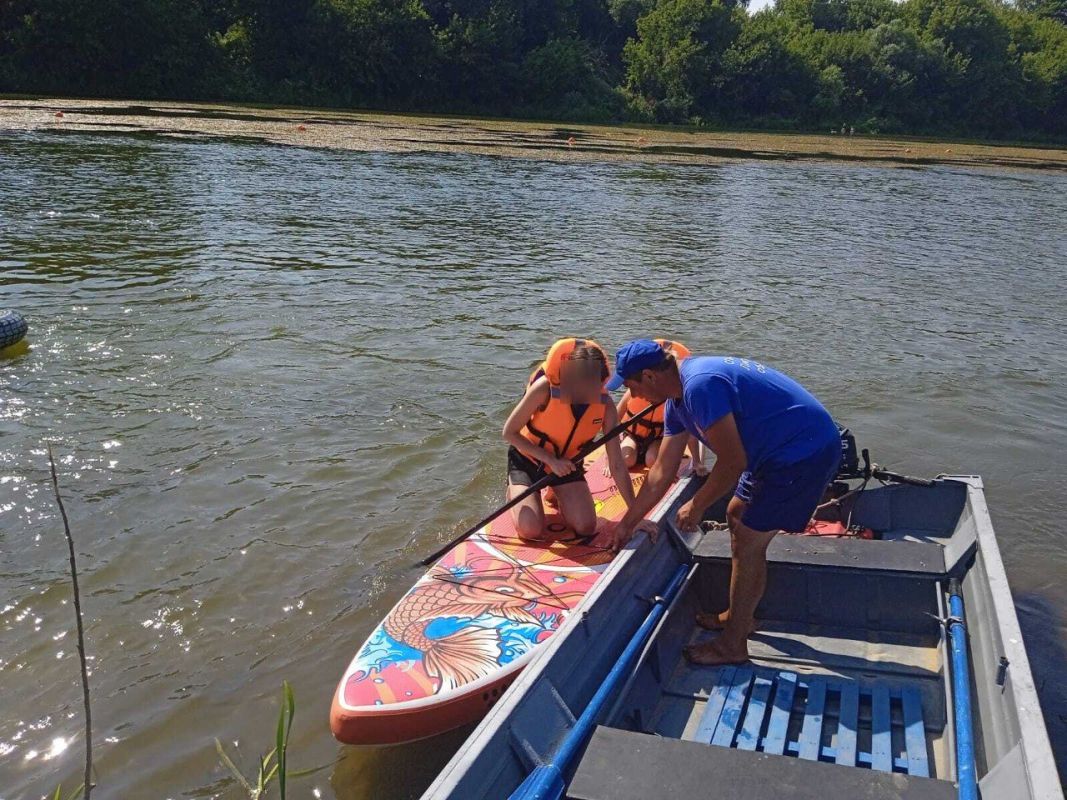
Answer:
[{"left": 685, "top": 666, "right": 931, "bottom": 777}]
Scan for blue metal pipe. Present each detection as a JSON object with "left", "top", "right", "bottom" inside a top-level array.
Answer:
[
  {"left": 509, "top": 564, "right": 690, "bottom": 800},
  {"left": 948, "top": 578, "right": 978, "bottom": 800}
]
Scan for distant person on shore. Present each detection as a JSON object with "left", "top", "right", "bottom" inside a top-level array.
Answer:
[
  {"left": 613, "top": 338, "right": 707, "bottom": 475},
  {"left": 607, "top": 341, "right": 840, "bottom": 666},
  {"left": 503, "top": 338, "right": 635, "bottom": 541}
]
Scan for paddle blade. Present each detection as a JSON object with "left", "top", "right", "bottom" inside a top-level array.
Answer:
[{"left": 508, "top": 765, "right": 565, "bottom": 800}]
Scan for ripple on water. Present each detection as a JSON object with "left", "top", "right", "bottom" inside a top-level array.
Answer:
[{"left": 0, "top": 130, "right": 1065, "bottom": 797}]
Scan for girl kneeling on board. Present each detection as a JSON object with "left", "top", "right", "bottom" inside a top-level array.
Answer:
[{"left": 503, "top": 338, "right": 636, "bottom": 541}]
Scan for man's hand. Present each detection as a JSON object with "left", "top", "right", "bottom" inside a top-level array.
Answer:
[
  {"left": 675, "top": 498, "right": 705, "bottom": 531},
  {"left": 692, "top": 459, "right": 709, "bottom": 477},
  {"left": 610, "top": 518, "right": 660, "bottom": 553}
]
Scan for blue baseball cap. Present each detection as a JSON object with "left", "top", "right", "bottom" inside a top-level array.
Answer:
[{"left": 607, "top": 339, "right": 669, "bottom": 390}]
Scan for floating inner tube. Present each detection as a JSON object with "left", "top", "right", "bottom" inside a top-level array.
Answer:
[{"left": 0, "top": 310, "right": 28, "bottom": 349}]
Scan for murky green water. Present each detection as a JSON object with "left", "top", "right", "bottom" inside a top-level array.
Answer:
[{"left": 1, "top": 130, "right": 1065, "bottom": 798}]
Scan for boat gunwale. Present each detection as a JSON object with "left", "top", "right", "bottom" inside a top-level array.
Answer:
[{"left": 946, "top": 475, "right": 1062, "bottom": 799}]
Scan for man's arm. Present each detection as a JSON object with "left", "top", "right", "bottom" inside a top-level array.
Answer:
[
  {"left": 674, "top": 412, "right": 746, "bottom": 530},
  {"left": 610, "top": 432, "right": 689, "bottom": 551}
]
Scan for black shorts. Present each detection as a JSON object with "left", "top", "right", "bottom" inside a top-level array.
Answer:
[
  {"left": 736, "top": 437, "right": 842, "bottom": 533},
  {"left": 507, "top": 447, "right": 586, "bottom": 487},
  {"left": 623, "top": 432, "right": 657, "bottom": 466}
]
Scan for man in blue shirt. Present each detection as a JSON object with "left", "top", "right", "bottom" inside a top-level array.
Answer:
[{"left": 608, "top": 339, "right": 840, "bottom": 666}]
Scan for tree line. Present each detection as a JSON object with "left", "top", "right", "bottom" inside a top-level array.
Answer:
[{"left": 2, "top": 0, "right": 1065, "bottom": 139}]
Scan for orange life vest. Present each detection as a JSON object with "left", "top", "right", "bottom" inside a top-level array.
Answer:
[
  {"left": 621, "top": 339, "right": 692, "bottom": 441},
  {"left": 520, "top": 338, "right": 610, "bottom": 464}
]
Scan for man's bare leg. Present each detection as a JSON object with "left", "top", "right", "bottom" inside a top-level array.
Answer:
[
  {"left": 696, "top": 497, "right": 748, "bottom": 631},
  {"left": 686, "top": 498, "right": 777, "bottom": 664},
  {"left": 695, "top": 525, "right": 760, "bottom": 633}
]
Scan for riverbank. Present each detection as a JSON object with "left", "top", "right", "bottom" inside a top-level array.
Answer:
[{"left": 3, "top": 97, "right": 1067, "bottom": 172}]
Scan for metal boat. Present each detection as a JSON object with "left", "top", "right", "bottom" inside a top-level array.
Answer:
[{"left": 420, "top": 462, "right": 1062, "bottom": 799}]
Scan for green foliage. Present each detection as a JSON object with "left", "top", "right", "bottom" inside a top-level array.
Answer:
[
  {"left": 0, "top": 0, "right": 1065, "bottom": 138},
  {"left": 215, "top": 681, "right": 315, "bottom": 800},
  {"left": 50, "top": 784, "right": 84, "bottom": 800},
  {"left": 521, "top": 38, "right": 624, "bottom": 120},
  {"left": 624, "top": 0, "right": 742, "bottom": 121},
  {"left": 720, "top": 11, "right": 815, "bottom": 121}
]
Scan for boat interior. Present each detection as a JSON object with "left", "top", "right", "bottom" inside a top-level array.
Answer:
[
  {"left": 566, "top": 478, "right": 1007, "bottom": 799},
  {"left": 423, "top": 472, "right": 1059, "bottom": 800}
]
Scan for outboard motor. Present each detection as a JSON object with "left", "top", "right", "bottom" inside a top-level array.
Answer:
[
  {"left": 834, "top": 423, "right": 935, "bottom": 488},
  {"left": 836, "top": 424, "right": 862, "bottom": 480}
]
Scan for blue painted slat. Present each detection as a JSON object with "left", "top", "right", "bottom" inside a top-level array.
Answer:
[
  {"left": 711, "top": 666, "right": 755, "bottom": 747},
  {"left": 798, "top": 679, "right": 827, "bottom": 761},
  {"left": 835, "top": 681, "right": 860, "bottom": 767},
  {"left": 690, "top": 666, "right": 736, "bottom": 743},
  {"left": 871, "top": 685, "right": 893, "bottom": 773},
  {"left": 763, "top": 672, "right": 797, "bottom": 755},
  {"left": 787, "top": 744, "right": 909, "bottom": 772},
  {"left": 901, "top": 686, "right": 930, "bottom": 777},
  {"left": 737, "top": 673, "right": 773, "bottom": 751}
]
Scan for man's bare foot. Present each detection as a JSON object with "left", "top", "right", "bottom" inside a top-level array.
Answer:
[
  {"left": 684, "top": 638, "right": 750, "bottom": 666},
  {"left": 695, "top": 610, "right": 758, "bottom": 635}
]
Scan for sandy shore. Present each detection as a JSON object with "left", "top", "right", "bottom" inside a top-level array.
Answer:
[{"left": 3, "top": 97, "right": 1066, "bottom": 172}]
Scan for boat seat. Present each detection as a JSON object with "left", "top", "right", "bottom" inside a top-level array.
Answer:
[
  {"left": 568, "top": 725, "right": 956, "bottom": 800},
  {"left": 686, "top": 665, "right": 933, "bottom": 776},
  {"left": 692, "top": 529, "right": 948, "bottom": 577}
]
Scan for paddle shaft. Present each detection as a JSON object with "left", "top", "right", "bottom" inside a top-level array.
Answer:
[{"left": 417, "top": 399, "right": 662, "bottom": 566}]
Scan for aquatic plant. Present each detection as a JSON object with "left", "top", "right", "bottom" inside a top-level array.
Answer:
[
  {"left": 215, "top": 681, "right": 322, "bottom": 799},
  {"left": 48, "top": 444, "right": 94, "bottom": 799}
]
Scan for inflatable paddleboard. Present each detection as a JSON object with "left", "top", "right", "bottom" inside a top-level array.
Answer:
[{"left": 330, "top": 450, "right": 686, "bottom": 745}]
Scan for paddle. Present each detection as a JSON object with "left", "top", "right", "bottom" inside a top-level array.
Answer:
[
  {"left": 416, "top": 400, "right": 662, "bottom": 567},
  {"left": 508, "top": 564, "right": 690, "bottom": 800}
]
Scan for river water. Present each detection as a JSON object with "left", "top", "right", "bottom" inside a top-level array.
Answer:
[{"left": 1, "top": 129, "right": 1065, "bottom": 798}]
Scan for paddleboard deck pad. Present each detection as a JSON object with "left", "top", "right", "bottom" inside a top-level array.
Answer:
[{"left": 330, "top": 450, "right": 686, "bottom": 745}]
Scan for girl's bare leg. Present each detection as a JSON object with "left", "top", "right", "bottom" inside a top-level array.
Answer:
[
  {"left": 553, "top": 480, "right": 597, "bottom": 538},
  {"left": 508, "top": 482, "right": 545, "bottom": 541}
]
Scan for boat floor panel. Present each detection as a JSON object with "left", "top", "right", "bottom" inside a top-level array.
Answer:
[
  {"left": 569, "top": 726, "right": 958, "bottom": 800},
  {"left": 687, "top": 622, "right": 942, "bottom": 681},
  {"left": 640, "top": 622, "right": 948, "bottom": 779}
]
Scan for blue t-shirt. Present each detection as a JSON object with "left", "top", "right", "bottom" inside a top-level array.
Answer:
[{"left": 664, "top": 356, "right": 837, "bottom": 473}]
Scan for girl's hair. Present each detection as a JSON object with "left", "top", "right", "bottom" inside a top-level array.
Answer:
[{"left": 565, "top": 343, "right": 610, "bottom": 383}]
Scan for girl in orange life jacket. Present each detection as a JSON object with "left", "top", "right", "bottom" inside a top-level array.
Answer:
[
  {"left": 615, "top": 340, "right": 708, "bottom": 475},
  {"left": 502, "top": 338, "right": 636, "bottom": 542}
]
